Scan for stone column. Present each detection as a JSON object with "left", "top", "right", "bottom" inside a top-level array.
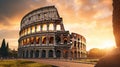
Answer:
[
  {"left": 39, "top": 24, "right": 41, "bottom": 32},
  {"left": 61, "top": 50, "right": 64, "bottom": 59},
  {"left": 30, "top": 26, "right": 32, "bottom": 34},
  {"left": 46, "top": 50, "right": 48, "bottom": 58},
  {"left": 35, "top": 25, "right": 37, "bottom": 33},
  {"left": 27, "top": 28, "right": 28, "bottom": 35},
  {"left": 29, "top": 37, "right": 31, "bottom": 46},
  {"left": 54, "top": 35, "right": 56, "bottom": 45},
  {"left": 33, "top": 50, "right": 35, "bottom": 58},
  {"left": 34, "top": 36, "right": 36, "bottom": 46},
  {"left": 47, "top": 24, "right": 49, "bottom": 32},
  {"left": 28, "top": 50, "right": 30, "bottom": 58},
  {"left": 40, "top": 36, "right": 42, "bottom": 46},
  {"left": 68, "top": 50, "right": 71, "bottom": 59},
  {"left": 54, "top": 23, "right": 56, "bottom": 31},
  {"left": 39, "top": 49, "right": 41, "bottom": 58},
  {"left": 53, "top": 49, "right": 56, "bottom": 58},
  {"left": 24, "top": 51, "right": 26, "bottom": 58},
  {"left": 41, "top": 24, "right": 42, "bottom": 32},
  {"left": 46, "top": 35, "right": 49, "bottom": 45},
  {"left": 23, "top": 29, "right": 25, "bottom": 36},
  {"left": 61, "top": 34, "right": 64, "bottom": 44}
]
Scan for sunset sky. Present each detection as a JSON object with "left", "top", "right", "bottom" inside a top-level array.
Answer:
[{"left": 0, "top": 0, "right": 115, "bottom": 50}]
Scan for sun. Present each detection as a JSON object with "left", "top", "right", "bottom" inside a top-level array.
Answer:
[{"left": 102, "top": 40, "right": 116, "bottom": 48}]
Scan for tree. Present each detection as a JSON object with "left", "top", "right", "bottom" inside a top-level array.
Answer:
[
  {"left": 87, "top": 48, "right": 106, "bottom": 58},
  {"left": 0, "top": 39, "right": 9, "bottom": 58},
  {"left": 0, "top": 39, "right": 6, "bottom": 57}
]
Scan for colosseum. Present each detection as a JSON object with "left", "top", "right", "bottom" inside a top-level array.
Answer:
[{"left": 18, "top": 6, "right": 87, "bottom": 59}]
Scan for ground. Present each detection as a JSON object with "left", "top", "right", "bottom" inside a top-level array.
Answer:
[
  {"left": 25, "top": 59, "right": 95, "bottom": 67},
  {"left": 0, "top": 59, "right": 95, "bottom": 67},
  {"left": 0, "top": 60, "right": 54, "bottom": 67}
]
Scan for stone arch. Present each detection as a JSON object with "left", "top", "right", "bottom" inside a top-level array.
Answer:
[
  {"left": 55, "top": 35, "right": 61, "bottom": 44},
  {"left": 64, "top": 51, "right": 68, "bottom": 59},
  {"left": 78, "top": 42, "right": 80, "bottom": 48},
  {"left": 74, "top": 41, "right": 77, "bottom": 47},
  {"left": 56, "top": 24, "right": 61, "bottom": 30},
  {"left": 30, "top": 50, "right": 33, "bottom": 58},
  {"left": 27, "top": 38, "right": 30, "bottom": 45},
  {"left": 35, "top": 50, "right": 39, "bottom": 58},
  {"left": 28, "top": 27, "right": 30, "bottom": 34},
  {"left": 42, "top": 24, "right": 47, "bottom": 31},
  {"left": 78, "top": 51, "right": 80, "bottom": 59},
  {"left": 48, "top": 50, "right": 53, "bottom": 58},
  {"left": 21, "top": 40, "right": 23, "bottom": 45},
  {"left": 32, "top": 26, "right": 35, "bottom": 33},
  {"left": 74, "top": 51, "right": 77, "bottom": 59},
  {"left": 23, "top": 51, "right": 25, "bottom": 58},
  {"left": 42, "top": 36, "right": 46, "bottom": 44},
  {"left": 41, "top": 50, "right": 46, "bottom": 58},
  {"left": 70, "top": 51, "right": 73, "bottom": 59},
  {"left": 36, "top": 25, "right": 40, "bottom": 32},
  {"left": 24, "top": 28, "right": 27, "bottom": 35},
  {"left": 63, "top": 37, "right": 67, "bottom": 44},
  {"left": 23, "top": 39, "right": 26, "bottom": 45},
  {"left": 49, "top": 23, "right": 54, "bottom": 31},
  {"left": 26, "top": 50, "right": 28, "bottom": 58},
  {"left": 49, "top": 37, "right": 54, "bottom": 44},
  {"left": 30, "top": 37, "right": 34, "bottom": 44},
  {"left": 36, "top": 36, "right": 40, "bottom": 44},
  {"left": 56, "top": 50, "right": 61, "bottom": 58}
]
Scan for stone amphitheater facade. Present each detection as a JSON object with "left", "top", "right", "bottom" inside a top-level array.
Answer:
[{"left": 18, "top": 6, "right": 87, "bottom": 59}]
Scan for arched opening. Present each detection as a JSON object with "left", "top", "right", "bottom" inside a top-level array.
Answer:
[
  {"left": 49, "top": 37, "right": 54, "bottom": 44},
  {"left": 36, "top": 36, "right": 40, "bottom": 44},
  {"left": 30, "top": 50, "right": 33, "bottom": 58},
  {"left": 42, "top": 36, "right": 46, "bottom": 44},
  {"left": 36, "top": 25, "right": 40, "bottom": 32},
  {"left": 71, "top": 51, "right": 73, "bottom": 59},
  {"left": 23, "top": 39, "right": 25, "bottom": 45},
  {"left": 42, "top": 24, "right": 47, "bottom": 31},
  {"left": 41, "top": 50, "right": 46, "bottom": 58},
  {"left": 35, "top": 50, "right": 39, "bottom": 58},
  {"left": 64, "top": 37, "right": 67, "bottom": 44},
  {"left": 30, "top": 37, "right": 34, "bottom": 44},
  {"left": 23, "top": 51, "right": 25, "bottom": 58},
  {"left": 23, "top": 39, "right": 27, "bottom": 45},
  {"left": 48, "top": 50, "right": 53, "bottom": 58},
  {"left": 56, "top": 50, "right": 61, "bottom": 58},
  {"left": 27, "top": 38, "right": 30, "bottom": 45},
  {"left": 74, "top": 41, "right": 77, "bottom": 47},
  {"left": 32, "top": 26, "right": 35, "bottom": 33},
  {"left": 64, "top": 51, "right": 68, "bottom": 59},
  {"left": 55, "top": 35, "right": 61, "bottom": 44},
  {"left": 28, "top": 27, "right": 30, "bottom": 34},
  {"left": 26, "top": 50, "right": 28, "bottom": 58},
  {"left": 49, "top": 23, "right": 54, "bottom": 31},
  {"left": 78, "top": 42, "right": 80, "bottom": 48},
  {"left": 21, "top": 40, "right": 23, "bottom": 45},
  {"left": 24, "top": 29, "right": 27, "bottom": 35},
  {"left": 56, "top": 25, "right": 61, "bottom": 31},
  {"left": 78, "top": 52, "right": 80, "bottom": 59},
  {"left": 74, "top": 51, "right": 77, "bottom": 59}
]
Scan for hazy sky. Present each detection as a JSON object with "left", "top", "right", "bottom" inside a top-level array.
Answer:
[{"left": 0, "top": 0, "right": 114, "bottom": 50}]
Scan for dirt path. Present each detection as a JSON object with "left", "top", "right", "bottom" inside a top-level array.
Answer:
[{"left": 23, "top": 59, "right": 94, "bottom": 67}]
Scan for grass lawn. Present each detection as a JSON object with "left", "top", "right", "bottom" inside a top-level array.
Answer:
[{"left": 0, "top": 60, "right": 56, "bottom": 67}]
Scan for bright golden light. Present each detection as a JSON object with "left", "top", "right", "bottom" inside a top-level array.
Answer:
[{"left": 102, "top": 40, "right": 116, "bottom": 48}]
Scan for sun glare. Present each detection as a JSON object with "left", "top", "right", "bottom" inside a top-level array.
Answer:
[{"left": 102, "top": 40, "right": 116, "bottom": 48}]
